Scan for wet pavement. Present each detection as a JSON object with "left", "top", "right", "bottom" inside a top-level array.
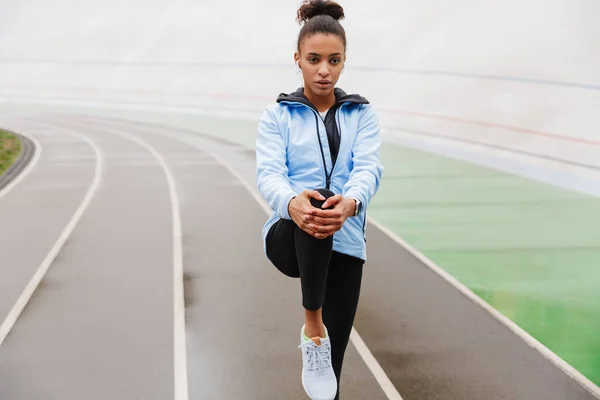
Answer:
[
  {"left": 0, "top": 115, "right": 592, "bottom": 399},
  {"left": 0, "top": 116, "right": 388, "bottom": 399}
]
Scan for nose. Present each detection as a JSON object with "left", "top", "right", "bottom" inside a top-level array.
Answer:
[{"left": 318, "top": 62, "right": 330, "bottom": 77}]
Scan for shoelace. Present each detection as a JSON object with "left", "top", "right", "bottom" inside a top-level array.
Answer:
[{"left": 298, "top": 340, "right": 331, "bottom": 372}]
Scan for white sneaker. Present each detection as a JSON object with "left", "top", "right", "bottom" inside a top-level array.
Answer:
[{"left": 298, "top": 325, "right": 337, "bottom": 400}]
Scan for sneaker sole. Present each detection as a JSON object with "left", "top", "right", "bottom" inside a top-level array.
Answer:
[{"left": 301, "top": 373, "right": 337, "bottom": 400}]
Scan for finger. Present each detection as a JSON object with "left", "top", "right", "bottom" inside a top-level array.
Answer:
[
  {"left": 319, "top": 227, "right": 342, "bottom": 238},
  {"left": 306, "top": 190, "right": 326, "bottom": 201},
  {"left": 308, "top": 223, "right": 340, "bottom": 234},
  {"left": 311, "top": 208, "right": 343, "bottom": 219},
  {"left": 304, "top": 207, "right": 318, "bottom": 217},
  {"left": 322, "top": 194, "right": 343, "bottom": 209},
  {"left": 299, "top": 223, "right": 320, "bottom": 236},
  {"left": 301, "top": 222, "right": 333, "bottom": 238},
  {"left": 307, "top": 228, "right": 327, "bottom": 239},
  {"left": 304, "top": 214, "right": 332, "bottom": 225}
]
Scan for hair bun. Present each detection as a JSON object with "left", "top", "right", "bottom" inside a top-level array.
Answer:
[{"left": 297, "top": 0, "right": 345, "bottom": 23}]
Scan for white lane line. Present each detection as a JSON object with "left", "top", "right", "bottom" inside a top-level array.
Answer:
[
  {"left": 26, "top": 119, "right": 189, "bottom": 400},
  {"left": 169, "top": 140, "right": 404, "bottom": 400},
  {"left": 85, "top": 128, "right": 189, "bottom": 400},
  {"left": 0, "top": 127, "right": 104, "bottom": 347},
  {"left": 0, "top": 128, "right": 42, "bottom": 201},
  {"left": 84, "top": 116, "right": 600, "bottom": 399},
  {"left": 368, "top": 219, "right": 600, "bottom": 399},
  {"left": 84, "top": 119, "right": 404, "bottom": 400},
  {"left": 91, "top": 117, "right": 600, "bottom": 400},
  {"left": 146, "top": 122, "right": 600, "bottom": 400}
]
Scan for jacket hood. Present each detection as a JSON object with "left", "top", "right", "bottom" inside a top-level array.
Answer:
[{"left": 276, "top": 87, "right": 369, "bottom": 111}]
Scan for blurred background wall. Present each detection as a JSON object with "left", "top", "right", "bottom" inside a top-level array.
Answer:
[{"left": 1, "top": 0, "right": 599, "bottom": 170}]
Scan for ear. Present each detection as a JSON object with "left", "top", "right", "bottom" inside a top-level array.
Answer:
[{"left": 294, "top": 52, "right": 300, "bottom": 67}]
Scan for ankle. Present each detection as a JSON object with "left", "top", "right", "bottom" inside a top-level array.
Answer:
[
  {"left": 304, "top": 308, "right": 325, "bottom": 338},
  {"left": 304, "top": 324, "right": 325, "bottom": 338}
]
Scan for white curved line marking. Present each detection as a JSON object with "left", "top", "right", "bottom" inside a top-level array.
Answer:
[
  {"left": 86, "top": 119, "right": 402, "bottom": 400},
  {"left": 368, "top": 218, "right": 600, "bottom": 399},
  {"left": 118, "top": 119, "right": 600, "bottom": 399},
  {"left": 0, "top": 129, "right": 104, "bottom": 347},
  {"left": 179, "top": 144, "right": 404, "bottom": 399},
  {"left": 95, "top": 128, "right": 189, "bottom": 400}
]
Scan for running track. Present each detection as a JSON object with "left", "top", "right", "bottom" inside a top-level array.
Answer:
[{"left": 0, "top": 113, "right": 598, "bottom": 399}]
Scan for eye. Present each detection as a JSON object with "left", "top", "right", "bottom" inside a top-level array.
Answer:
[
  {"left": 308, "top": 57, "right": 319, "bottom": 63},
  {"left": 330, "top": 58, "right": 341, "bottom": 65}
]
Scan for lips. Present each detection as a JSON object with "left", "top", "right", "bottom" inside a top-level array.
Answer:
[{"left": 316, "top": 80, "right": 332, "bottom": 86}]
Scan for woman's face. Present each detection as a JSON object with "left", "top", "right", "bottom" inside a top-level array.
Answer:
[{"left": 295, "top": 33, "right": 346, "bottom": 97}]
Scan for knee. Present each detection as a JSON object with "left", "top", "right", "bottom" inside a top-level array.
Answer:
[
  {"left": 314, "top": 187, "right": 335, "bottom": 199},
  {"left": 310, "top": 187, "right": 336, "bottom": 210}
]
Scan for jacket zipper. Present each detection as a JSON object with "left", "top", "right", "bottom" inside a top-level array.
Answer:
[
  {"left": 292, "top": 102, "right": 344, "bottom": 191},
  {"left": 313, "top": 112, "right": 331, "bottom": 189},
  {"left": 313, "top": 106, "right": 343, "bottom": 190},
  {"left": 284, "top": 99, "right": 366, "bottom": 240}
]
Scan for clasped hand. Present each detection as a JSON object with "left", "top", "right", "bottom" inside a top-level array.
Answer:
[{"left": 288, "top": 190, "right": 355, "bottom": 239}]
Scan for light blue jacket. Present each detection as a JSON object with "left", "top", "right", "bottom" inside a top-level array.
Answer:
[{"left": 256, "top": 88, "right": 384, "bottom": 261}]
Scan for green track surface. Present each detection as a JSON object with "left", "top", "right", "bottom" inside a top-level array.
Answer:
[
  {"left": 0, "top": 129, "right": 21, "bottom": 176},
  {"left": 189, "top": 114, "right": 600, "bottom": 386},
  {"left": 371, "top": 143, "right": 600, "bottom": 385},
  {"left": 3, "top": 106, "right": 599, "bottom": 386}
]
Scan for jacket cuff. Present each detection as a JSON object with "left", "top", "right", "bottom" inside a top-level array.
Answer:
[{"left": 279, "top": 190, "right": 298, "bottom": 220}]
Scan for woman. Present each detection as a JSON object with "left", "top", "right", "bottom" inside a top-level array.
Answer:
[{"left": 256, "top": 1, "right": 383, "bottom": 398}]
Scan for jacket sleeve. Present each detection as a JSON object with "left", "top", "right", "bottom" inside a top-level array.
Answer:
[
  {"left": 256, "top": 107, "right": 298, "bottom": 220},
  {"left": 342, "top": 104, "right": 384, "bottom": 209}
]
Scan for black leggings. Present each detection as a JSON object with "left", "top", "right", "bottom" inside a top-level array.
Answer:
[{"left": 266, "top": 207, "right": 364, "bottom": 399}]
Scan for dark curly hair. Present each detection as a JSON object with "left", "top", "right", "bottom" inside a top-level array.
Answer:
[{"left": 296, "top": 0, "right": 346, "bottom": 51}]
